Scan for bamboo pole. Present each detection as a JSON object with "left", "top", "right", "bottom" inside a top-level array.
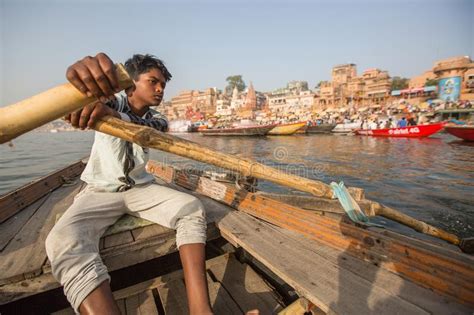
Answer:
[
  {"left": 0, "top": 64, "right": 133, "bottom": 144},
  {"left": 95, "top": 116, "right": 472, "bottom": 252}
]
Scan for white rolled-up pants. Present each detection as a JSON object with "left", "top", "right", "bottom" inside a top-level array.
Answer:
[{"left": 45, "top": 182, "right": 207, "bottom": 312}]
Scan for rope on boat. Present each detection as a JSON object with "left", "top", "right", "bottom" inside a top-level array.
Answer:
[{"left": 330, "top": 181, "right": 383, "bottom": 227}]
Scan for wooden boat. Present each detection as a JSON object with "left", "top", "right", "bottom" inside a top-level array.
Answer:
[
  {"left": 168, "top": 120, "right": 191, "bottom": 133},
  {"left": 199, "top": 124, "right": 275, "bottom": 136},
  {"left": 2, "top": 66, "right": 473, "bottom": 314},
  {"left": 1, "top": 159, "right": 473, "bottom": 314},
  {"left": 332, "top": 122, "right": 360, "bottom": 134},
  {"left": 187, "top": 121, "right": 206, "bottom": 133},
  {"left": 445, "top": 125, "right": 474, "bottom": 141},
  {"left": 294, "top": 126, "right": 307, "bottom": 134},
  {"left": 306, "top": 123, "right": 337, "bottom": 134},
  {"left": 355, "top": 122, "right": 446, "bottom": 138},
  {"left": 268, "top": 121, "right": 307, "bottom": 135}
]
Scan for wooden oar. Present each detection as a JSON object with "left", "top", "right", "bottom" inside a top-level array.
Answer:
[
  {"left": 0, "top": 76, "right": 471, "bottom": 253},
  {"left": 0, "top": 64, "right": 133, "bottom": 144},
  {"left": 94, "top": 116, "right": 473, "bottom": 253}
]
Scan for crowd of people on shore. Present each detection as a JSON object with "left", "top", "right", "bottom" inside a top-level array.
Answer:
[
  {"left": 184, "top": 99, "right": 473, "bottom": 132},
  {"left": 302, "top": 99, "right": 473, "bottom": 130}
]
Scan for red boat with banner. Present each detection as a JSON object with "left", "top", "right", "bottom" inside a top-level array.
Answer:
[
  {"left": 445, "top": 125, "right": 474, "bottom": 141},
  {"left": 355, "top": 122, "right": 445, "bottom": 138}
]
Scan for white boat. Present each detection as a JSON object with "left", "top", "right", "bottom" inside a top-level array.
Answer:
[
  {"left": 168, "top": 120, "right": 192, "bottom": 133},
  {"left": 331, "top": 122, "right": 360, "bottom": 134}
]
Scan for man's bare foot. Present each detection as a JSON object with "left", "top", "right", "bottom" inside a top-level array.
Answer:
[{"left": 246, "top": 310, "right": 260, "bottom": 315}]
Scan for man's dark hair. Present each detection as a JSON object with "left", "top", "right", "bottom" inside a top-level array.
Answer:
[{"left": 124, "top": 54, "right": 172, "bottom": 82}]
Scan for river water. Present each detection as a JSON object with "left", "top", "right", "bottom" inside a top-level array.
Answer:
[{"left": 1, "top": 130, "right": 473, "bottom": 239}]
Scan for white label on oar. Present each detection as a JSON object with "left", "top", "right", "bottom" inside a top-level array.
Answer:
[{"left": 199, "top": 177, "right": 227, "bottom": 201}]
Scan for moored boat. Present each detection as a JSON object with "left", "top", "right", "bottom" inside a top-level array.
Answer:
[
  {"left": 445, "top": 125, "right": 474, "bottom": 141},
  {"left": 168, "top": 119, "right": 192, "bottom": 133},
  {"left": 355, "top": 122, "right": 445, "bottom": 138},
  {"left": 306, "top": 123, "right": 336, "bottom": 134},
  {"left": 187, "top": 121, "right": 207, "bottom": 132},
  {"left": 268, "top": 121, "right": 307, "bottom": 135},
  {"left": 332, "top": 122, "right": 360, "bottom": 134},
  {"left": 199, "top": 124, "right": 275, "bottom": 136}
]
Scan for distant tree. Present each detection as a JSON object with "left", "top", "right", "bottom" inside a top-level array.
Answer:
[
  {"left": 391, "top": 76, "right": 409, "bottom": 90},
  {"left": 225, "top": 75, "right": 246, "bottom": 95},
  {"left": 316, "top": 81, "right": 325, "bottom": 88},
  {"left": 425, "top": 78, "right": 439, "bottom": 87}
]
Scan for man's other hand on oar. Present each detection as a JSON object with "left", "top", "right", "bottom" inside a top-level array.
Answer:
[{"left": 64, "top": 101, "right": 120, "bottom": 130}]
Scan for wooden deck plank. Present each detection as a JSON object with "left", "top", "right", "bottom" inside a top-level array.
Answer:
[
  {"left": 112, "top": 254, "right": 231, "bottom": 300},
  {"left": 138, "top": 290, "right": 159, "bottom": 315},
  {"left": 0, "top": 182, "right": 82, "bottom": 285},
  {"left": 208, "top": 254, "right": 283, "bottom": 313},
  {"left": 158, "top": 274, "right": 242, "bottom": 315},
  {"left": 0, "top": 160, "right": 85, "bottom": 223},
  {"left": 217, "top": 211, "right": 439, "bottom": 315},
  {"left": 125, "top": 293, "right": 141, "bottom": 315},
  {"left": 103, "top": 230, "right": 135, "bottom": 249},
  {"left": 0, "top": 193, "right": 50, "bottom": 252},
  {"left": 207, "top": 273, "right": 242, "bottom": 315},
  {"left": 157, "top": 278, "right": 189, "bottom": 314},
  {"left": 268, "top": 221, "right": 472, "bottom": 315},
  {"left": 117, "top": 298, "right": 126, "bottom": 315},
  {"left": 131, "top": 224, "right": 172, "bottom": 241}
]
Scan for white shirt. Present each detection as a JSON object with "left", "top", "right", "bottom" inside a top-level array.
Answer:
[{"left": 81, "top": 92, "right": 168, "bottom": 192}]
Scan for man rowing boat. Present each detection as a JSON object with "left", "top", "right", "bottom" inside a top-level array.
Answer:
[{"left": 45, "top": 53, "right": 215, "bottom": 315}]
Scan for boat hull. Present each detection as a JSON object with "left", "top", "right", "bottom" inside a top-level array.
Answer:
[
  {"left": 445, "top": 126, "right": 474, "bottom": 141},
  {"left": 268, "top": 122, "right": 307, "bottom": 135},
  {"left": 355, "top": 122, "right": 445, "bottom": 138},
  {"left": 332, "top": 122, "right": 360, "bottom": 133},
  {"left": 200, "top": 124, "right": 275, "bottom": 136},
  {"left": 306, "top": 123, "right": 336, "bottom": 134}
]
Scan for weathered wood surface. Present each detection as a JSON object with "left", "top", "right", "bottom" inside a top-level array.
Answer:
[
  {"left": 149, "top": 162, "right": 474, "bottom": 307},
  {"left": 0, "top": 181, "right": 83, "bottom": 286},
  {"left": 0, "top": 193, "right": 50, "bottom": 251},
  {"left": 0, "top": 160, "right": 86, "bottom": 223},
  {"left": 217, "top": 210, "right": 473, "bottom": 314},
  {"left": 278, "top": 297, "right": 324, "bottom": 315},
  {"left": 53, "top": 253, "right": 282, "bottom": 314},
  {"left": 0, "top": 177, "right": 232, "bottom": 304}
]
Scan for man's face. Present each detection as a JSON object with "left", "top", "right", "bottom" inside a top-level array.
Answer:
[{"left": 133, "top": 68, "right": 166, "bottom": 106}]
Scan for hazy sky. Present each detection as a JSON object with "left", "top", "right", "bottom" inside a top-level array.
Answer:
[{"left": 1, "top": 0, "right": 472, "bottom": 106}]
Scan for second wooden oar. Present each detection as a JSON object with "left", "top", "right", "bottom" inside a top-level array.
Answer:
[{"left": 94, "top": 116, "right": 472, "bottom": 253}]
